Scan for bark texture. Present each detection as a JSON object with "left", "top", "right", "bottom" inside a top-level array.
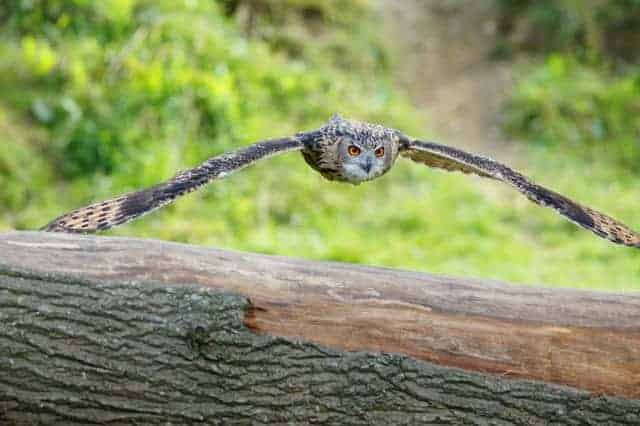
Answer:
[{"left": 0, "top": 231, "right": 639, "bottom": 425}]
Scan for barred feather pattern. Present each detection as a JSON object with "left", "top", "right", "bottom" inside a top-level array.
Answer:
[
  {"left": 401, "top": 140, "right": 640, "bottom": 248},
  {"left": 43, "top": 137, "right": 302, "bottom": 233}
]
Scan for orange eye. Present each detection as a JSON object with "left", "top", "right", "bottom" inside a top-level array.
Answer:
[
  {"left": 375, "top": 147, "right": 385, "bottom": 157},
  {"left": 348, "top": 145, "right": 361, "bottom": 156}
]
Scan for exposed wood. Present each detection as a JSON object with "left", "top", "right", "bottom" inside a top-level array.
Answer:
[{"left": 0, "top": 231, "right": 639, "bottom": 424}]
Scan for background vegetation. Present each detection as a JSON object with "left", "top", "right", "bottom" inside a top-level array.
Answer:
[
  {"left": 1, "top": 0, "right": 638, "bottom": 289},
  {"left": 497, "top": 0, "right": 640, "bottom": 167}
]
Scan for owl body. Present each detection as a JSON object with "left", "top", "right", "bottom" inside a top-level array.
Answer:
[{"left": 301, "top": 114, "right": 401, "bottom": 184}]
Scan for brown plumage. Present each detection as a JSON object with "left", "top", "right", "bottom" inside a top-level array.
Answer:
[{"left": 43, "top": 114, "right": 640, "bottom": 249}]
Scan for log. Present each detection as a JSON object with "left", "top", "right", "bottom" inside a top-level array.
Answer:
[{"left": 0, "top": 231, "right": 639, "bottom": 425}]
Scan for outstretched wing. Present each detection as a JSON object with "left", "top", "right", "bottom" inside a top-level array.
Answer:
[
  {"left": 43, "top": 137, "right": 303, "bottom": 233},
  {"left": 400, "top": 139, "right": 640, "bottom": 248}
]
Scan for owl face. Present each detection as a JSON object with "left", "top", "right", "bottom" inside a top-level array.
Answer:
[
  {"left": 300, "top": 114, "right": 402, "bottom": 184},
  {"left": 337, "top": 136, "right": 396, "bottom": 184}
]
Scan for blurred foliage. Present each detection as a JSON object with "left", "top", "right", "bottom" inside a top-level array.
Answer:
[
  {"left": 494, "top": 0, "right": 640, "bottom": 63},
  {"left": 218, "top": 0, "right": 382, "bottom": 69},
  {"left": 0, "top": 0, "right": 414, "bottom": 180},
  {"left": 496, "top": 0, "right": 640, "bottom": 169},
  {"left": 504, "top": 55, "right": 640, "bottom": 167},
  {"left": 0, "top": 0, "right": 638, "bottom": 289}
]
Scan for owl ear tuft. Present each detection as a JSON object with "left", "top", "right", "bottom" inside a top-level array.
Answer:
[{"left": 329, "top": 113, "right": 344, "bottom": 123}]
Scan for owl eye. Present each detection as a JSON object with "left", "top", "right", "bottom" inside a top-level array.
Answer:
[
  {"left": 374, "top": 147, "right": 385, "bottom": 157},
  {"left": 347, "top": 145, "right": 361, "bottom": 156}
]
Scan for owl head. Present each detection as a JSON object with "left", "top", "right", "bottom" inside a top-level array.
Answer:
[{"left": 322, "top": 114, "right": 401, "bottom": 184}]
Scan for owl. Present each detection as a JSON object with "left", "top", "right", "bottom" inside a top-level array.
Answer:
[{"left": 43, "top": 114, "right": 640, "bottom": 248}]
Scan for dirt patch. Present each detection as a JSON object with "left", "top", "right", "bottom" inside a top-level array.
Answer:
[{"left": 383, "top": 0, "right": 518, "bottom": 156}]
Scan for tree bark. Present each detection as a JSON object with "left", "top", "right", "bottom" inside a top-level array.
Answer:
[{"left": 0, "top": 231, "right": 638, "bottom": 425}]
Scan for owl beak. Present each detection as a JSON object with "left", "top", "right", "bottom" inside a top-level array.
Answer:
[{"left": 361, "top": 156, "right": 373, "bottom": 174}]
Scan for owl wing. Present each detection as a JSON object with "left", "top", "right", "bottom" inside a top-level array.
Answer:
[
  {"left": 43, "top": 137, "right": 303, "bottom": 233},
  {"left": 400, "top": 139, "right": 640, "bottom": 248}
]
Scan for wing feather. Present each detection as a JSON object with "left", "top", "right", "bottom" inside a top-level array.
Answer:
[
  {"left": 401, "top": 140, "right": 640, "bottom": 248},
  {"left": 43, "top": 137, "right": 303, "bottom": 233}
]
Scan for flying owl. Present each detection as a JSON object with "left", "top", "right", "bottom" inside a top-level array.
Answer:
[{"left": 43, "top": 114, "right": 640, "bottom": 248}]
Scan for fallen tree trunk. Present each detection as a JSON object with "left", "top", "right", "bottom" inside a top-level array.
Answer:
[{"left": 0, "top": 231, "right": 638, "bottom": 425}]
